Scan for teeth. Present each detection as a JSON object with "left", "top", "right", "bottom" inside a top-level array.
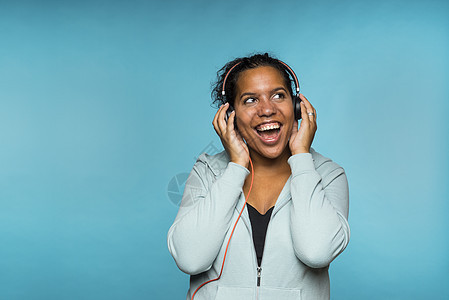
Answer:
[{"left": 257, "top": 123, "right": 280, "bottom": 131}]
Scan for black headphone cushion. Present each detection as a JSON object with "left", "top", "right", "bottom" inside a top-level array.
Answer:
[{"left": 293, "top": 96, "right": 302, "bottom": 120}]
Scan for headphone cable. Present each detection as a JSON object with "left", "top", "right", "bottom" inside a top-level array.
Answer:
[{"left": 191, "top": 153, "right": 254, "bottom": 300}]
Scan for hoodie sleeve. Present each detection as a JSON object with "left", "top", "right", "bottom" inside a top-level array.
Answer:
[
  {"left": 167, "top": 159, "right": 249, "bottom": 275},
  {"left": 288, "top": 152, "right": 350, "bottom": 269}
]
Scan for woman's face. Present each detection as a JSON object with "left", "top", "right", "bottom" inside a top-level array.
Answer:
[{"left": 234, "top": 66, "right": 294, "bottom": 159}]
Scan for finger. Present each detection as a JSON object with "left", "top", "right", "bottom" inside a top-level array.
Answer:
[
  {"left": 307, "top": 99, "right": 316, "bottom": 122},
  {"left": 305, "top": 96, "right": 316, "bottom": 119},
  {"left": 299, "top": 94, "right": 315, "bottom": 110},
  {"left": 213, "top": 104, "right": 224, "bottom": 134},
  {"left": 226, "top": 110, "right": 237, "bottom": 135},
  {"left": 291, "top": 119, "right": 298, "bottom": 134},
  {"left": 300, "top": 98, "right": 316, "bottom": 121},
  {"left": 307, "top": 110, "right": 315, "bottom": 120},
  {"left": 299, "top": 93, "right": 312, "bottom": 106},
  {"left": 299, "top": 94, "right": 314, "bottom": 114},
  {"left": 299, "top": 101, "right": 310, "bottom": 123},
  {"left": 232, "top": 116, "right": 249, "bottom": 155},
  {"left": 212, "top": 105, "right": 221, "bottom": 132},
  {"left": 301, "top": 96, "right": 317, "bottom": 129},
  {"left": 217, "top": 103, "right": 229, "bottom": 134},
  {"left": 212, "top": 104, "right": 223, "bottom": 126},
  {"left": 229, "top": 111, "right": 246, "bottom": 145}
]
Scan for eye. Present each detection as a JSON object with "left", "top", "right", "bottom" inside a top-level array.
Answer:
[
  {"left": 273, "top": 93, "right": 286, "bottom": 100},
  {"left": 244, "top": 97, "right": 257, "bottom": 104}
]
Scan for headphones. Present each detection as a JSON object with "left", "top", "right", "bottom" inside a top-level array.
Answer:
[{"left": 222, "top": 59, "right": 302, "bottom": 121}]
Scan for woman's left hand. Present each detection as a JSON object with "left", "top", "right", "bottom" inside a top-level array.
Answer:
[{"left": 289, "top": 94, "right": 317, "bottom": 154}]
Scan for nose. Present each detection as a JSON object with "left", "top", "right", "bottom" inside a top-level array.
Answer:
[{"left": 257, "top": 97, "right": 277, "bottom": 117}]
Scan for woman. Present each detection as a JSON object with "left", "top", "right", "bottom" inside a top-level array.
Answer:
[{"left": 167, "top": 53, "right": 350, "bottom": 300}]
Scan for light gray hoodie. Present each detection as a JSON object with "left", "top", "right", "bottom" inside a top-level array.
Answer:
[{"left": 167, "top": 149, "right": 350, "bottom": 300}]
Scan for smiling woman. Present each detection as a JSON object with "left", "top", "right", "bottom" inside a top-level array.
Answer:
[{"left": 167, "top": 53, "right": 350, "bottom": 300}]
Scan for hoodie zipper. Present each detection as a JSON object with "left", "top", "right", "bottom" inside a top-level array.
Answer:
[
  {"left": 244, "top": 201, "right": 277, "bottom": 299},
  {"left": 256, "top": 266, "right": 261, "bottom": 299},
  {"left": 255, "top": 241, "right": 266, "bottom": 300},
  {"left": 255, "top": 212, "right": 273, "bottom": 300},
  {"left": 252, "top": 228, "right": 262, "bottom": 300}
]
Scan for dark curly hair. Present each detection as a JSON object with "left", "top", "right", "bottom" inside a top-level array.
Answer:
[{"left": 211, "top": 53, "right": 295, "bottom": 108}]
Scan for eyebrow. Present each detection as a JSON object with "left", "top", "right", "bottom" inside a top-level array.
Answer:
[{"left": 239, "top": 87, "right": 288, "bottom": 100}]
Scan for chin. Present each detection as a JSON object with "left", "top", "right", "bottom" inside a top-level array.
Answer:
[{"left": 253, "top": 143, "right": 290, "bottom": 160}]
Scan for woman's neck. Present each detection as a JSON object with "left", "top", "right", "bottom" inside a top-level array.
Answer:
[{"left": 248, "top": 147, "right": 292, "bottom": 176}]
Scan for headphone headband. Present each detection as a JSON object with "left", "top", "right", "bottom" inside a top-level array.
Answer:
[
  {"left": 222, "top": 61, "right": 242, "bottom": 96},
  {"left": 221, "top": 59, "right": 300, "bottom": 97}
]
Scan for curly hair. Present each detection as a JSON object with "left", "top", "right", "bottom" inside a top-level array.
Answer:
[{"left": 211, "top": 53, "right": 295, "bottom": 108}]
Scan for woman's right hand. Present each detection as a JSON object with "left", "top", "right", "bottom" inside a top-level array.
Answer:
[{"left": 212, "top": 103, "right": 249, "bottom": 168}]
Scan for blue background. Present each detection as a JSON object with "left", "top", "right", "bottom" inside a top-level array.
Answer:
[{"left": 1, "top": 0, "right": 448, "bottom": 299}]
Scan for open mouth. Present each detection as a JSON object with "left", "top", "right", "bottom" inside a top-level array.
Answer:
[{"left": 255, "top": 122, "right": 282, "bottom": 144}]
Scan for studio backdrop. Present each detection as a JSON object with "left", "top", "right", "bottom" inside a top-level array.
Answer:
[{"left": 0, "top": 0, "right": 448, "bottom": 299}]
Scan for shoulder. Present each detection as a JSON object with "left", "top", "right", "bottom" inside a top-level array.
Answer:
[
  {"left": 195, "top": 150, "right": 230, "bottom": 177},
  {"left": 310, "top": 147, "right": 346, "bottom": 179}
]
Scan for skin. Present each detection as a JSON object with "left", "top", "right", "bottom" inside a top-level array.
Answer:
[{"left": 212, "top": 66, "right": 317, "bottom": 214}]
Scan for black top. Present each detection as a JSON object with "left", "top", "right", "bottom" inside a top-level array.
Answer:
[{"left": 247, "top": 203, "right": 274, "bottom": 267}]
